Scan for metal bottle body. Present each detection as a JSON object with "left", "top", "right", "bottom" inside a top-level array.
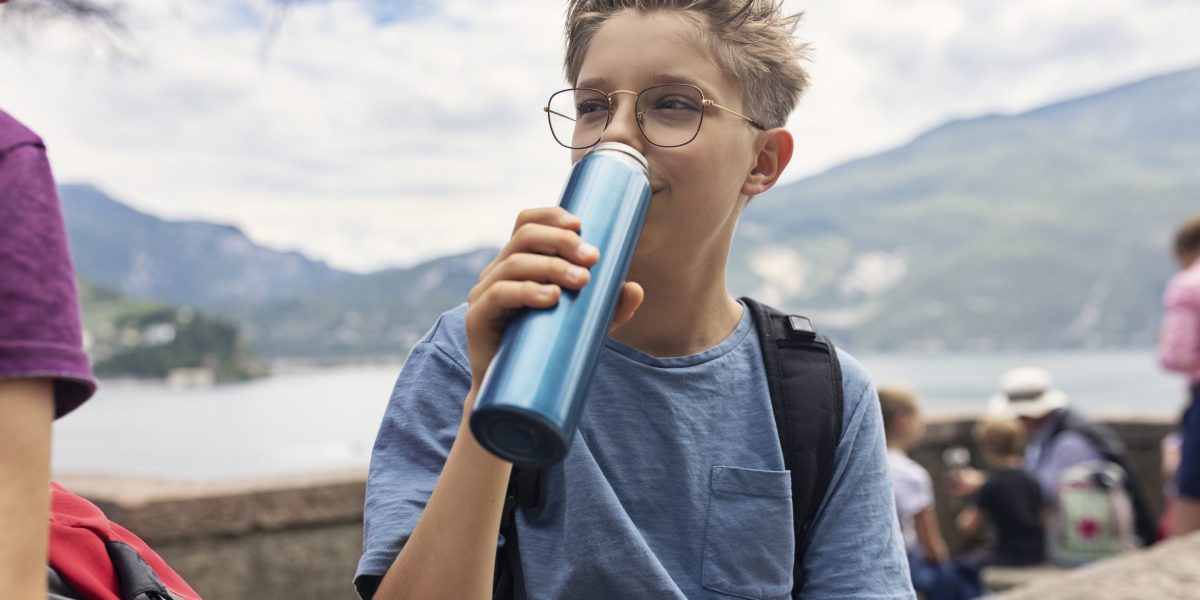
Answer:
[{"left": 470, "top": 142, "right": 651, "bottom": 467}]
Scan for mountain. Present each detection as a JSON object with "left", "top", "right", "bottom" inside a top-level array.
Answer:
[
  {"left": 231, "top": 248, "right": 494, "bottom": 359},
  {"left": 60, "top": 184, "right": 353, "bottom": 309},
  {"left": 728, "top": 66, "right": 1200, "bottom": 350}
]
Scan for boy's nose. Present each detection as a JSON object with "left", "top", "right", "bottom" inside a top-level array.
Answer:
[{"left": 598, "top": 92, "right": 647, "bottom": 154}]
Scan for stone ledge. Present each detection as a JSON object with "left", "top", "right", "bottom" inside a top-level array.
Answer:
[
  {"left": 53, "top": 469, "right": 367, "bottom": 545},
  {"left": 994, "top": 533, "right": 1200, "bottom": 599}
]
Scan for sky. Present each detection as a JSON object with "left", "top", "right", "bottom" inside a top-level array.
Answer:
[{"left": 3, "top": 0, "right": 1200, "bottom": 272}]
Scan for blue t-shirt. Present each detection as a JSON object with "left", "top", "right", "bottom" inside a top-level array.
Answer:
[{"left": 357, "top": 303, "right": 914, "bottom": 599}]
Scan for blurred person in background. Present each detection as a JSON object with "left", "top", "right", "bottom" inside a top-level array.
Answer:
[
  {"left": 880, "top": 386, "right": 984, "bottom": 600},
  {"left": 955, "top": 417, "right": 1045, "bottom": 567},
  {"left": 951, "top": 367, "right": 1156, "bottom": 562},
  {"left": 1158, "top": 214, "right": 1200, "bottom": 536}
]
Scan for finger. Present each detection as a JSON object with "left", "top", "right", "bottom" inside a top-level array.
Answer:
[
  {"left": 475, "top": 280, "right": 562, "bottom": 318},
  {"left": 482, "top": 224, "right": 599, "bottom": 281},
  {"left": 476, "top": 253, "right": 591, "bottom": 294},
  {"left": 608, "top": 281, "right": 644, "bottom": 333},
  {"left": 510, "top": 207, "right": 581, "bottom": 236}
]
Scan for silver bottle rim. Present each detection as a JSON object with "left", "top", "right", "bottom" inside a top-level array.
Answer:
[{"left": 588, "top": 141, "right": 649, "bottom": 176}]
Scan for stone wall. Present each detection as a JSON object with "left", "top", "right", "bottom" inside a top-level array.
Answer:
[
  {"left": 55, "top": 414, "right": 1178, "bottom": 599},
  {"left": 992, "top": 532, "right": 1200, "bottom": 599},
  {"left": 56, "top": 470, "right": 368, "bottom": 600}
]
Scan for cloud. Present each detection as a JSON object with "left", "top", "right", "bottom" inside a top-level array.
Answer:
[
  {"left": 2, "top": 0, "right": 1199, "bottom": 271},
  {"left": 783, "top": 0, "right": 1200, "bottom": 182}
]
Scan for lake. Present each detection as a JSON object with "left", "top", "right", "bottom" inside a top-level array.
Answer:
[{"left": 51, "top": 350, "right": 1190, "bottom": 482}]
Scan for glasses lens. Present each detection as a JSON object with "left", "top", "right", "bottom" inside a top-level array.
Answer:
[
  {"left": 547, "top": 88, "right": 608, "bottom": 149},
  {"left": 636, "top": 84, "right": 704, "bottom": 147}
]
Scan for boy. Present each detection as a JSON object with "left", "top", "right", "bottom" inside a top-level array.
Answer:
[
  {"left": 355, "top": 2, "right": 913, "bottom": 599},
  {"left": 1159, "top": 214, "right": 1200, "bottom": 536},
  {"left": 956, "top": 418, "right": 1045, "bottom": 567}
]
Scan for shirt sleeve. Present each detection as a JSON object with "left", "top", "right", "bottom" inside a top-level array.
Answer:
[
  {"left": 0, "top": 138, "right": 95, "bottom": 417},
  {"left": 891, "top": 459, "right": 933, "bottom": 517},
  {"left": 798, "top": 356, "right": 916, "bottom": 600},
  {"left": 1159, "top": 276, "right": 1200, "bottom": 375},
  {"left": 355, "top": 317, "right": 474, "bottom": 590}
]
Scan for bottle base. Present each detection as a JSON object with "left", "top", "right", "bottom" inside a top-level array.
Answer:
[{"left": 470, "top": 405, "right": 570, "bottom": 467}]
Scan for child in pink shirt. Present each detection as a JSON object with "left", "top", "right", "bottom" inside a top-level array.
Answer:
[{"left": 1159, "top": 214, "right": 1200, "bottom": 535}]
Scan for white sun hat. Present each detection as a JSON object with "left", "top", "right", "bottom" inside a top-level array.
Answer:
[{"left": 987, "top": 366, "right": 1069, "bottom": 418}]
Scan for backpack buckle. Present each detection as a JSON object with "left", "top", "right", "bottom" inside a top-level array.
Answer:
[{"left": 787, "top": 315, "right": 816, "bottom": 338}]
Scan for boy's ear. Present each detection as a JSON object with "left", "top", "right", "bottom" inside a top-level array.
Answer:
[{"left": 741, "top": 128, "right": 794, "bottom": 198}]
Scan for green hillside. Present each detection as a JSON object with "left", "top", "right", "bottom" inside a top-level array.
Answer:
[{"left": 79, "top": 280, "right": 263, "bottom": 381}]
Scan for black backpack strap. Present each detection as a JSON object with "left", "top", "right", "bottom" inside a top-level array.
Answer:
[
  {"left": 494, "top": 467, "right": 540, "bottom": 600},
  {"left": 741, "top": 296, "right": 844, "bottom": 595}
]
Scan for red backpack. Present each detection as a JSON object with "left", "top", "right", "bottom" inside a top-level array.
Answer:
[{"left": 48, "top": 483, "right": 202, "bottom": 600}]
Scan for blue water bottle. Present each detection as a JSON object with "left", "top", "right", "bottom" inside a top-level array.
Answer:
[{"left": 470, "top": 141, "right": 652, "bottom": 467}]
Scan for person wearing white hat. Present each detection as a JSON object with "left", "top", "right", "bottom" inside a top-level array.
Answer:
[
  {"left": 987, "top": 367, "right": 1102, "bottom": 502},
  {"left": 952, "top": 367, "right": 1093, "bottom": 501},
  {"left": 952, "top": 367, "right": 1158, "bottom": 548}
]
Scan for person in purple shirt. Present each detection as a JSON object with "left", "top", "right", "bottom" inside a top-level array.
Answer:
[
  {"left": 1158, "top": 214, "right": 1200, "bottom": 536},
  {"left": 0, "top": 108, "right": 97, "bottom": 598}
]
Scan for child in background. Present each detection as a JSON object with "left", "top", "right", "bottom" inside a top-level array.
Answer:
[
  {"left": 880, "top": 386, "right": 950, "bottom": 564},
  {"left": 956, "top": 418, "right": 1046, "bottom": 567},
  {"left": 881, "top": 385, "right": 985, "bottom": 600}
]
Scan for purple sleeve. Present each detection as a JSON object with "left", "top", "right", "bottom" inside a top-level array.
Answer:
[
  {"left": 1032, "top": 432, "right": 1103, "bottom": 500},
  {"left": 0, "top": 113, "right": 96, "bottom": 417}
]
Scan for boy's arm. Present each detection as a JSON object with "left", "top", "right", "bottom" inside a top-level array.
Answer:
[
  {"left": 955, "top": 506, "right": 985, "bottom": 538},
  {"left": 373, "top": 387, "right": 511, "bottom": 600},
  {"left": 363, "top": 207, "right": 642, "bottom": 600},
  {"left": 0, "top": 378, "right": 54, "bottom": 600},
  {"left": 913, "top": 506, "right": 949, "bottom": 564}
]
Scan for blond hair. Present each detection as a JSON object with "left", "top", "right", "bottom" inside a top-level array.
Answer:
[
  {"left": 563, "top": 0, "right": 811, "bottom": 129},
  {"left": 973, "top": 418, "right": 1026, "bottom": 459},
  {"left": 878, "top": 385, "right": 920, "bottom": 438}
]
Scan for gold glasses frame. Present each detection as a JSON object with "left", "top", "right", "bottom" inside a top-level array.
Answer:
[{"left": 543, "top": 83, "right": 766, "bottom": 149}]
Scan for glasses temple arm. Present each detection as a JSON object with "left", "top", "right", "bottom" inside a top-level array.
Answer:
[{"left": 703, "top": 100, "right": 766, "bottom": 130}]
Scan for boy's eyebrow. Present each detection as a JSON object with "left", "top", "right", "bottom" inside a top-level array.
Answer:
[{"left": 576, "top": 73, "right": 703, "bottom": 91}]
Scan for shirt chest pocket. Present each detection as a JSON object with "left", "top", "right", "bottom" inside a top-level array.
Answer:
[{"left": 701, "top": 466, "right": 794, "bottom": 600}]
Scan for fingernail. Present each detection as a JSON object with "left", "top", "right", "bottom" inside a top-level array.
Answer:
[
  {"left": 567, "top": 265, "right": 587, "bottom": 282},
  {"left": 578, "top": 243, "right": 599, "bottom": 260},
  {"left": 540, "top": 284, "right": 558, "bottom": 298}
]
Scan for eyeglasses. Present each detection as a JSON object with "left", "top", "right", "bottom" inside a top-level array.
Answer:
[{"left": 543, "top": 83, "right": 766, "bottom": 149}]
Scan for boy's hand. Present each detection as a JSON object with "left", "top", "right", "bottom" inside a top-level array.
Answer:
[
  {"left": 464, "top": 207, "right": 644, "bottom": 399},
  {"left": 947, "top": 467, "right": 986, "bottom": 498}
]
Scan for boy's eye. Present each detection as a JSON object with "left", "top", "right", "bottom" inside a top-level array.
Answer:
[
  {"left": 650, "top": 95, "right": 700, "bottom": 112},
  {"left": 576, "top": 100, "right": 610, "bottom": 117}
]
